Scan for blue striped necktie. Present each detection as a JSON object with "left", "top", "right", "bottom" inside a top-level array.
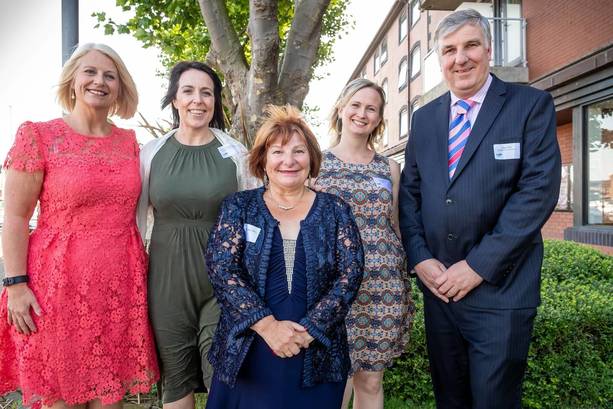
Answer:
[{"left": 448, "top": 99, "right": 475, "bottom": 179}]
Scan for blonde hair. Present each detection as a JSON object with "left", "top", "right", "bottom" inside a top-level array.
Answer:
[
  {"left": 329, "top": 78, "right": 385, "bottom": 149},
  {"left": 57, "top": 43, "right": 138, "bottom": 119},
  {"left": 249, "top": 104, "right": 322, "bottom": 181}
]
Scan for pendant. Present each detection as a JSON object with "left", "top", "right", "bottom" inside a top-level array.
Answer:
[{"left": 277, "top": 203, "right": 295, "bottom": 211}]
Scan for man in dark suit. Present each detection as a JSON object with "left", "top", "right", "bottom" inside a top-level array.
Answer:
[{"left": 399, "top": 9, "right": 561, "bottom": 409}]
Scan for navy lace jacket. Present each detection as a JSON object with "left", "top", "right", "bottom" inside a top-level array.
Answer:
[{"left": 205, "top": 187, "right": 364, "bottom": 388}]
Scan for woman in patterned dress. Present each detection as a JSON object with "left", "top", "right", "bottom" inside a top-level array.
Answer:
[
  {"left": 315, "top": 78, "right": 414, "bottom": 409},
  {"left": 0, "top": 43, "right": 159, "bottom": 408}
]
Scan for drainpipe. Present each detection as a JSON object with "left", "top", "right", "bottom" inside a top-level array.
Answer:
[{"left": 62, "top": 0, "right": 79, "bottom": 64}]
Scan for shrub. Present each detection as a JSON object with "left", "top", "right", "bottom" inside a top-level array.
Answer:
[
  {"left": 383, "top": 289, "right": 435, "bottom": 407},
  {"left": 541, "top": 240, "right": 613, "bottom": 283},
  {"left": 384, "top": 240, "right": 612, "bottom": 409}
]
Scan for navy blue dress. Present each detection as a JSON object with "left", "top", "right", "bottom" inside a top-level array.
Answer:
[{"left": 206, "top": 227, "right": 345, "bottom": 409}]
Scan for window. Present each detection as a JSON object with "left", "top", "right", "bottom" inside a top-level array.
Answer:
[
  {"left": 410, "top": 97, "right": 421, "bottom": 129},
  {"left": 585, "top": 98, "right": 613, "bottom": 225},
  {"left": 382, "top": 120, "right": 389, "bottom": 147},
  {"left": 381, "top": 79, "right": 388, "bottom": 103},
  {"left": 410, "top": 43, "right": 421, "bottom": 80},
  {"left": 411, "top": 0, "right": 420, "bottom": 27},
  {"left": 399, "top": 106, "right": 409, "bottom": 139},
  {"left": 398, "top": 57, "right": 408, "bottom": 91},
  {"left": 556, "top": 164, "right": 574, "bottom": 211},
  {"left": 374, "top": 39, "right": 388, "bottom": 73},
  {"left": 399, "top": 7, "right": 408, "bottom": 42}
]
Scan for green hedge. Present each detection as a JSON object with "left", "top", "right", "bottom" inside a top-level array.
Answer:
[{"left": 383, "top": 240, "right": 613, "bottom": 409}]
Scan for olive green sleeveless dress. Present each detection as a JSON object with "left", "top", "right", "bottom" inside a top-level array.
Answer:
[{"left": 147, "top": 136, "right": 238, "bottom": 403}]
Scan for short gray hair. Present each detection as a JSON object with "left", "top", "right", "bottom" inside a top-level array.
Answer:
[{"left": 434, "top": 9, "right": 491, "bottom": 54}]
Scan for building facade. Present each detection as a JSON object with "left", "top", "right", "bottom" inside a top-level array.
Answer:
[{"left": 347, "top": 0, "right": 613, "bottom": 253}]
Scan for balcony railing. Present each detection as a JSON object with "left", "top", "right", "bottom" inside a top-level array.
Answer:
[{"left": 489, "top": 17, "right": 526, "bottom": 67}]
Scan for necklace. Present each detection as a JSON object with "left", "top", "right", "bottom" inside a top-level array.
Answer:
[{"left": 266, "top": 188, "right": 306, "bottom": 211}]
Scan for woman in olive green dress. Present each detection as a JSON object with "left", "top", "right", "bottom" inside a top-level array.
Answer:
[{"left": 136, "top": 61, "right": 256, "bottom": 409}]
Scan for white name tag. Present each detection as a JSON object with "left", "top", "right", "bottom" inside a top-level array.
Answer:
[
  {"left": 244, "top": 224, "right": 261, "bottom": 243},
  {"left": 218, "top": 145, "right": 240, "bottom": 159},
  {"left": 493, "top": 143, "right": 521, "bottom": 160},
  {"left": 372, "top": 176, "right": 392, "bottom": 192}
]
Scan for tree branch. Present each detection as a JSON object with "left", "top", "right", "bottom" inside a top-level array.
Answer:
[
  {"left": 278, "top": 0, "right": 332, "bottom": 108},
  {"left": 246, "top": 0, "right": 280, "bottom": 120},
  {"left": 198, "top": 0, "right": 249, "bottom": 138}
]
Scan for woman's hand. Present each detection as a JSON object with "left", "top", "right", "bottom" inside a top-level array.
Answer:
[
  {"left": 7, "top": 283, "right": 42, "bottom": 335},
  {"left": 252, "top": 316, "right": 307, "bottom": 358},
  {"left": 294, "top": 331, "right": 314, "bottom": 349}
]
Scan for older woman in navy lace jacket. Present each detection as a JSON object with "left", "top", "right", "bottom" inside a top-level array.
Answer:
[
  {"left": 204, "top": 105, "right": 364, "bottom": 409},
  {"left": 206, "top": 187, "right": 364, "bottom": 381}
]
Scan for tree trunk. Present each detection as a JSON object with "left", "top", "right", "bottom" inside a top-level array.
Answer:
[
  {"left": 198, "top": 0, "right": 331, "bottom": 147},
  {"left": 278, "top": 0, "right": 332, "bottom": 107}
]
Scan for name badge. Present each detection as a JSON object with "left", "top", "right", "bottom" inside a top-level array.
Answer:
[
  {"left": 372, "top": 176, "right": 392, "bottom": 192},
  {"left": 493, "top": 143, "right": 520, "bottom": 160},
  {"left": 218, "top": 145, "right": 240, "bottom": 159},
  {"left": 244, "top": 224, "right": 261, "bottom": 243}
]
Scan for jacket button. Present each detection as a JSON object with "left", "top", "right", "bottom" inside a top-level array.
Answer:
[
  {"left": 445, "top": 198, "right": 453, "bottom": 205},
  {"left": 447, "top": 233, "right": 455, "bottom": 240}
]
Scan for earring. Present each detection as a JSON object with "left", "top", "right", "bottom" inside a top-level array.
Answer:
[
  {"left": 264, "top": 174, "right": 269, "bottom": 187},
  {"left": 307, "top": 174, "right": 312, "bottom": 188},
  {"left": 71, "top": 91, "right": 76, "bottom": 100}
]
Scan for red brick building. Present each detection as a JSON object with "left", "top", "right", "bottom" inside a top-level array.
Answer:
[
  {"left": 525, "top": 0, "right": 613, "bottom": 254},
  {"left": 350, "top": 0, "right": 613, "bottom": 254}
]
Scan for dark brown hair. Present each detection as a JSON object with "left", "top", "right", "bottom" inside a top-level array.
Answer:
[{"left": 161, "top": 61, "right": 226, "bottom": 130}]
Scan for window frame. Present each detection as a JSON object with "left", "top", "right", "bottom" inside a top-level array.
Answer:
[
  {"left": 399, "top": 105, "right": 409, "bottom": 139},
  {"left": 382, "top": 119, "right": 389, "bottom": 147},
  {"left": 410, "top": 0, "right": 420, "bottom": 27},
  {"left": 409, "top": 95, "right": 421, "bottom": 130},
  {"left": 563, "top": 93, "right": 613, "bottom": 247},
  {"left": 410, "top": 42, "right": 421, "bottom": 81},
  {"left": 374, "top": 38, "right": 388, "bottom": 74},
  {"left": 582, "top": 97, "right": 613, "bottom": 226},
  {"left": 399, "top": 6, "right": 408, "bottom": 43},
  {"left": 381, "top": 78, "right": 389, "bottom": 104},
  {"left": 398, "top": 57, "right": 409, "bottom": 91}
]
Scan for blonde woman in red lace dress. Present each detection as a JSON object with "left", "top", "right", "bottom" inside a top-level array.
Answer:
[{"left": 0, "top": 43, "right": 159, "bottom": 409}]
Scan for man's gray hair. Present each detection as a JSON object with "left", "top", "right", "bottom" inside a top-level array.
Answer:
[{"left": 434, "top": 9, "right": 492, "bottom": 54}]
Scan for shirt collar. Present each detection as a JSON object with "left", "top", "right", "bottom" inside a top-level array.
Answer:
[{"left": 450, "top": 73, "right": 493, "bottom": 107}]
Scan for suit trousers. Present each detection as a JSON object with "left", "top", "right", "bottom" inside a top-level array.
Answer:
[{"left": 423, "top": 294, "right": 536, "bottom": 409}]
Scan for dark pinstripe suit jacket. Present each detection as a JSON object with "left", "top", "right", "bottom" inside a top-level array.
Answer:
[{"left": 399, "top": 75, "right": 561, "bottom": 309}]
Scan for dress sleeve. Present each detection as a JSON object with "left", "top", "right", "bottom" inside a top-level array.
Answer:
[
  {"left": 128, "top": 129, "right": 140, "bottom": 158},
  {"left": 205, "top": 194, "right": 273, "bottom": 336},
  {"left": 3, "top": 121, "right": 45, "bottom": 172}
]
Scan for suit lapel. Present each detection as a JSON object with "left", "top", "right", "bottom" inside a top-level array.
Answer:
[
  {"left": 448, "top": 76, "right": 507, "bottom": 189},
  {"left": 435, "top": 92, "right": 452, "bottom": 187}
]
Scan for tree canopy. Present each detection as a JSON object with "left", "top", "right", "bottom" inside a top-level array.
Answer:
[{"left": 95, "top": 0, "right": 353, "bottom": 145}]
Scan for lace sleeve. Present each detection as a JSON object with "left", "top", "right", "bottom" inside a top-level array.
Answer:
[
  {"left": 299, "top": 198, "right": 365, "bottom": 347},
  {"left": 206, "top": 195, "right": 273, "bottom": 336},
  {"left": 128, "top": 129, "right": 140, "bottom": 157},
  {"left": 3, "top": 121, "right": 45, "bottom": 172}
]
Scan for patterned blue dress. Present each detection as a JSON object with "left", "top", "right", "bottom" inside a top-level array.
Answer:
[{"left": 205, "top": 226, "right": 344, "bottom": 409}]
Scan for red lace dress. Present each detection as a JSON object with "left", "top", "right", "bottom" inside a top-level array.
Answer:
[{"left": 0, "top": 119, "right": 159, "bottom": 406}]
